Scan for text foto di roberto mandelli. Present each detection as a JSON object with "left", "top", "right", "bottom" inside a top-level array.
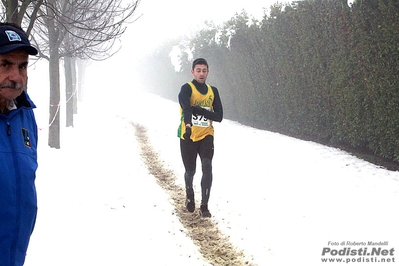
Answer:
[{"left": 329, "top": 241, "right": 390, "bottom": 246}]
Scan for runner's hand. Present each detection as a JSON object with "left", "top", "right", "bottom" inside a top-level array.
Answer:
[
  {"left": 183, "top": 126, "right": 192, "bottom": 141},
  {"left": 192, "top": 106, "right": 205, "bottom": 115}
]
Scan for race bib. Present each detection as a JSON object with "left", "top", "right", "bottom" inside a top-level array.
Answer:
[{"left": 192, "top": 107, "right": 211, "bottom": 127}]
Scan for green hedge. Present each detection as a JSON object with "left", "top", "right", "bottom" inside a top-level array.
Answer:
[{"left": 143, "top": 0, "right": 399, "bottom": 163}]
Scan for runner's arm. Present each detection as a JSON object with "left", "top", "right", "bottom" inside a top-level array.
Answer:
[
  {"left": 192, "top": 86, "right": 223, "bottom": 122},
  {"left": 178, "top": 84, "right": 193, "bottom": 125}
]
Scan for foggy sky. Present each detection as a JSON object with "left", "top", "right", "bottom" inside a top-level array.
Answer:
[{"left": 125, "top": 0, "right": 283, "bottom": 54}]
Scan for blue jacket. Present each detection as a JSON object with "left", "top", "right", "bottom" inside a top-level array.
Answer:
[{"left": 0, "top": 91, "right": 38, "bottom": 266}]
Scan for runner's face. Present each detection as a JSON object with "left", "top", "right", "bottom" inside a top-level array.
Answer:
[{"left": 191, "top": 64, "right": 208, "bottom": 84}]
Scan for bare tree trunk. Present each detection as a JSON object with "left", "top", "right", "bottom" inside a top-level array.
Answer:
[
  {"left": 5, "top": 0, "right": 18, "bottom": 23},
  {"left": 48, "top": 50, "right": 61, "bottom": 148},
  {"left": 77, "top": 59, "right": 88, "bottom": 102},
  {"left": 47, "top": 0, "right": 61, "bottom": 148},
  {"left": 72, "top": 58, "right": 78, "bottom": 115},
  {"left": 64, "top": 56, "right": 74, "bottom": 127}
]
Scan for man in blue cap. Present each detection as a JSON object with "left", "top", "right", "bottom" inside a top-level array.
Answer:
[{"left": 0, "top": 22, "right": 39, "bottom": 266}]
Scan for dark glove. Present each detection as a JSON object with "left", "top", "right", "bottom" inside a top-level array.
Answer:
[
  {"left": 192, "top": 106, "right": 206, "bottom": 115},
  {"left": 183, "top": 126, "right": 192, "bottom": 141}
]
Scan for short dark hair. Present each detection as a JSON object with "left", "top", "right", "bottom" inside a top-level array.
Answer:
[{"left": 192, "top": 58, "right": 208, "bottom": 70}]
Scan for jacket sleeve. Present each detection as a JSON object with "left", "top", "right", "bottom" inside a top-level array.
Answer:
[{"left": 178, "top": 83, "right": 193, "bottom": 125}]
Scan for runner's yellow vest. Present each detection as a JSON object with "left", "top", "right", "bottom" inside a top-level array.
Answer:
[{"left": 179, "top": 82, "right": 214, "bottom": 142}]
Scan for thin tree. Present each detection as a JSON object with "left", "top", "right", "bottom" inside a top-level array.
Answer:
[
  {"left": 60, "top": 0, "right": 140, "bottom": 128},
  {"left": 1, "top": 0, "right": 139, "bottom": 148}
]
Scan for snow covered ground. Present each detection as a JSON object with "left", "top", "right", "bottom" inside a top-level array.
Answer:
[{"left": 24, "top": 89, "right": 398, "bottom": 265}]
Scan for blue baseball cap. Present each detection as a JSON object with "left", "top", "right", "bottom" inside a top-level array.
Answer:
[{"left": 0, "top": 25, "right": 38, "bottom": 55}]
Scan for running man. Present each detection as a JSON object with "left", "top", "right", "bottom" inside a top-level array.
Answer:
[{"left": 177, "top": 58, "right": 223, "bottom": 217}]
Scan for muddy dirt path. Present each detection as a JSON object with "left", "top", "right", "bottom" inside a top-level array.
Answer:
[{"left": 132, "top": 123, "right": 254, "bottom": 266}]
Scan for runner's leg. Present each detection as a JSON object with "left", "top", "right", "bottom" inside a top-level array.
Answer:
[
  {"left": 180, "top": 139, "right": 198, "bottom": 193},
  {"left": 199, "top": 136, "right": 214, "bottom": 206}
]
